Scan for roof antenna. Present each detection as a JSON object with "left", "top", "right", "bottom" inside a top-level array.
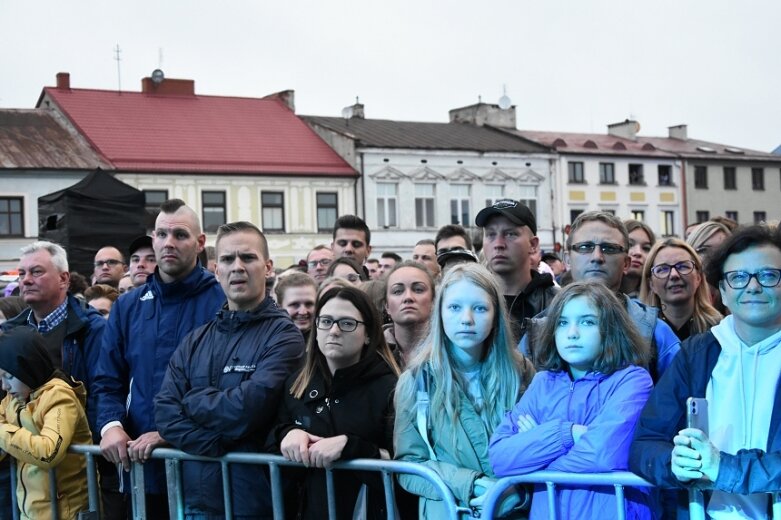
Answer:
[
  {"left": 114, "top": 44, "right": 122, "bottom": 93},
  {"left": 158, "top": 47, "right": 164, "bottom": 69}
]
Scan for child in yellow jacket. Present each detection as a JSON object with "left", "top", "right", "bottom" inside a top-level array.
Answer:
[{"left": 0, "top": 327, "right": 92, "bottom": 520}]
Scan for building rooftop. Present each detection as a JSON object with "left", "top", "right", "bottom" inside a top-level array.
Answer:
[
  {"left": 0, "top": 109, "right": 109, "bottom": 170},
  {"left": 37, "top": 74, "right": 356, "bottom": 176}
]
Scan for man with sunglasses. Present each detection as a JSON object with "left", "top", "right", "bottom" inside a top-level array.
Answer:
[
  {"left": 522, "top": 211, "right": 680, "bottom": 381},
  {"left": 156, "top": 221, "right": 304, "bottom": 517},
  {"left": 631, "top": 224, "right": 781, "bottom": 519}
]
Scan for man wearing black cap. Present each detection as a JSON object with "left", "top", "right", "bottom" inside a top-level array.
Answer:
[
  {"left": 127, "top": 235, "right": 157, "bottom": 288},
  {"left": 475, "top": 199, "right": 558, "bottom": 342}
]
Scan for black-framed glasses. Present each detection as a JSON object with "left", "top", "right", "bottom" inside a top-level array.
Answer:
[
  {"left": 307, "top": 259, "right": 332, "bottom": 269},
  {"left": 651, "top": 260, "right": 696, "bottom": 279},
  {"left": 722, "top": 269, "right": 781, "bottom": 289},
  {"left": 315, "top": 316, "right": 365, "bottom": 332},
  {"left": 570, "top": 242, "right": 626, "bottom": 255},
  {"left": 94, "top": 259, "right": 124, "bottom": 268}
]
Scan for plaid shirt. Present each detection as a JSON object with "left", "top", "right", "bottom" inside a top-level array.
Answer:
[{"left": 28, "top": 299, "right": 68, "bottom": 334}]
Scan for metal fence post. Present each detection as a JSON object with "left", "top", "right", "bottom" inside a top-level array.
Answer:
[{"left": 130, "top": 462, "right": 146, "bottom": 520}]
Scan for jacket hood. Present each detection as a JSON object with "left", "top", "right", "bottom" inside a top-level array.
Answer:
[
  {"left": 0, "top": 326, "right": 55, "bottom": 389},
  {"left": 213, "top": 296, "right": 292, "bottom": 332},
  {"left": 711, "top": 314, "right": 781, "bottom": 355}
]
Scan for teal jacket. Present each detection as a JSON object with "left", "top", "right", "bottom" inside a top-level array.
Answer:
[{"left": 394, "top": 371, "right": 493, "bottom": 519}]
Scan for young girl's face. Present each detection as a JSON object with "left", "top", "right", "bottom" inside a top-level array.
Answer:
[
  {"left": 555, "top": 295, "right": 602, "bottom": 379},
  {"left": 0, "top": 369, "right": 32, "bottom": 401},
  {"left": 442, "top": 279, "right": 495, "bottom": 360}
]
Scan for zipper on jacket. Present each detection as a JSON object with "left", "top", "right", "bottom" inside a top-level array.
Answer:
[{"left": 20, "top": 462, "right": 29, "bottom": 518}]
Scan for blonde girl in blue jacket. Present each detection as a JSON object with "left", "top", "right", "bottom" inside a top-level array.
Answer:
[
  {"left": 394, "top": 263, "right": 535, "bottom": 518},
  {"left": 489, "top": 281, "right": 654, "bottom": 519}
]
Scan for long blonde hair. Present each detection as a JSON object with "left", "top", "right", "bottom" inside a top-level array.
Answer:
[
  {"left": 395, "top": 263, "right": 533, "bottom": 441},
  {"left": 639, "top": 238, "right": 722, "bottom": 334}
]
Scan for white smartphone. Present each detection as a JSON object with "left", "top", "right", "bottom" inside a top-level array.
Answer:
[{"left": 686, "top": 397, "right": 709, "bottom": 435}]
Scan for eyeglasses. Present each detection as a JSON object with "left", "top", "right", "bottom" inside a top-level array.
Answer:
[
  {"left": 94, "top": 259, "right": 124, "bottom": 268},
  {"left": 722, "top": 269, "right": 781, "bottom": 289},
  {"left": 307, "top": 259, "right": 332, "bottom": 269},
  {"left": 315, "top": 316, "right": 365, "bottom": 332},
  {"left": 651, "top": 260, "right": 696, "bottom": 279},
  {"left": 570, "top": 242, "right": 626, "bottom": 255}
]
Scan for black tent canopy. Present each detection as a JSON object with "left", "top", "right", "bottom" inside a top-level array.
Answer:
[{"left": 38, "top": 169, "right": 146, "bottom": 278}]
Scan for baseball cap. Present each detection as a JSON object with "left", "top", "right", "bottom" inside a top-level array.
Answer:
[
  {"left": 128, "top": 235, "right": 153, "bottom": 258},
  {"left": 436, "top": 247, "right": 479, "bottom": 268},
  {"left": 474, "top": 199, "right": 537, "bottom": 235}
]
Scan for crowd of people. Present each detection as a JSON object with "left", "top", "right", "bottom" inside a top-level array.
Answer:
[{"left": 0, "top": 196, "right": 779, "bottom": 519}]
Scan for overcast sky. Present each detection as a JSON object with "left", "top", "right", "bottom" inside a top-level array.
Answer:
[{"left": 2, "top": 1, "right": 779, "bottom": 152}]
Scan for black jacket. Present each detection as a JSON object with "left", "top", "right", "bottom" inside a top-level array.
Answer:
[
  {"left": 155, "top": 297, "right": 305, "bottom": 517},
  {"left": 272, "top": 353, "right": 397, "bottom": 520}
]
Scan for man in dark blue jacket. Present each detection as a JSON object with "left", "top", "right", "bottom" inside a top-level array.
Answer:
[
  {"left": 156, "top": 221, "right": 305, "bottom": 518},
  {"left": 95, "top": 199, "right": 225, "bottom": 517}
]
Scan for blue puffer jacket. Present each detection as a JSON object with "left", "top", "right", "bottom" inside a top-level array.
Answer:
[
  {"left": 2, "top": 293, "right": 105, "bottom": 440},
  {"left": 94, "top": 264, "right": 224, "bottom": 494},
  {"left": 630, "top": 331, "right": 781, "bottom": 516},
  {"left": 155, "top": 296, "right": 305, "bottom": 517},
  {"left": 490, "top": 366, "right": 654, "bottom": 520}
]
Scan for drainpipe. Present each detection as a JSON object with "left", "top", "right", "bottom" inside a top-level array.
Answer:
[
  {"left": 679, "top": 159, "right": 688, "bottom": 233},
  {"left": 358, "top": 151, "right": 366, "bottom": 218}
]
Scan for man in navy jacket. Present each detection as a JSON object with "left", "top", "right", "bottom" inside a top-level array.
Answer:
[
  {"left": 156, "top": 221, "right": 305, "bottom": 517},
  {"left": 95, "top": 199, "right": 225, "bottom": 517}
]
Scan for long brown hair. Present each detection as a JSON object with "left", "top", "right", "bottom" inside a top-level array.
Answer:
[
  {"left": 289, "top": 286, "right": 400, "bottom": 399},
  {"left": 535, "top": 281, "right": 650, "bottom": 375}
]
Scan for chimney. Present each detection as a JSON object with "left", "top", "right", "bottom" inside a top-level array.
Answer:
[
  {"left": 141, "top": 76, "right": 195, "bottom": 96},
  {"left": 56, "top": 72, "right": 71, "bottom": 90},
  {"left": 449, "top": 102, "right": 516, "bottom": 128},
  {"left": 341, "top": 101, "right": 364, "bottom": 120},
  {"left": 668, "top": 124, "right": 688, "bottom": 140},
  {"left": 262, "top": 90, "right": 295, "bottom": 112},
  {"left": 607, "top": 119, "right": 640, "bottom": 141}
]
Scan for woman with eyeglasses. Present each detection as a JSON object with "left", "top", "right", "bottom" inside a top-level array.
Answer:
[
  {"left": 631, "top": 224, "right": 781, "bottom": 519},
  {"left": 272, "top": 286, "right": 401, "bottom": 520},
  {"left": 639, "top": 238, "right": 722, "bottom": 341},
  {"left": 325, "top": 257, "right": 368, "bottom": 287}
]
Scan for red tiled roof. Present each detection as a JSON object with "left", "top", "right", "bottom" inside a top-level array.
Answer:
[{"left": 40, "top": 86, "right": 356, "bottom": 176}]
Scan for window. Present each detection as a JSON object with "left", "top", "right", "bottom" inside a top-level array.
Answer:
[
  {"left": 694, "top": 166, "right": 708, "bottom": 189},
  {"left": 658, "top": 165, "right": 672, "bottom": 186},
  {"left": 723, "top": 167, "right": 736, "bottom": 190},
  {"left": 518, "top": 185, "right": 538, "bottom": 222},
  {"left": 568, "top": 162, "right": 585, "bottom": 184},
  {"left": 725, "top": 211, "right": 738, "bottom": 222},
  {"left": 0, "top": 197, "right": 23, "bottom": 237},
  {"left": 599, "top": 163, "right": 615, "bottom": 184},
  {"left": 752, "top": 168, "right": 765, "bottom": 190},
  {"left": 261, "top": 191, "right": 284, "bottom": 232},
  {"left": 143, "top": 190, "right": 168, "bottom": 232},
  {"left": 485, "top": 185, "right": 504, "bottom": 207},
  {"left": 376, "top": 183, "right": 398, "bottom": 228},
  {"left": 415, "top": 184, "right": 435, "bottom": 228},
  {"left": 450, "top": 184, "right": 471, "bottom": 226},
  {"left": 754, "top": 211, "right": 767, "bottom": 224},
  {"left": 696, "top": 211, "right": 710, "bottom": 223},
  {"left": 660, "top": 210, "right": 675, "bottom": 237},
  {"left": 316, "top": 192, "right": 338, "bottom": 232},
  {"left": 628, "top": 164, "right": 644, "bottom": 185},
  {"left": 202, "top": 191, "right": 226, "bottom": 233},
  {"left": 631, "top": 210, "right": 645, "bottom": 222},
  {"left": 569, "top": 209, "right": 584, "bottom": 225}
]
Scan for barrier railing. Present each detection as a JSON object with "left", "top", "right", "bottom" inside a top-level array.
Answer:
[
  {"left": 66, "top": 445, "right": 469, "bottom": 520},
  {"left": 13, "top": 447, "right": 781, "bottom": 519},
  {"left": 479, "top": 471, "right": 653, "bottom": 520}
]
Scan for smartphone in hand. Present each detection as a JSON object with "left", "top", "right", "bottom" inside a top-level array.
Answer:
[{"left": 686, "top": 397, "right": 709, "bottom": 435}]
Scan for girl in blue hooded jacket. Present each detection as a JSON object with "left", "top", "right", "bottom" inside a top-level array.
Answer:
[{"left": 489, "top": 281, "right": 655, "bottom": 519}]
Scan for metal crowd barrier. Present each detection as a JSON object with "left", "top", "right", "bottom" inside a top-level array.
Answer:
[{"left": 65, "top": 445, "right": 468, "bottom": 520}]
